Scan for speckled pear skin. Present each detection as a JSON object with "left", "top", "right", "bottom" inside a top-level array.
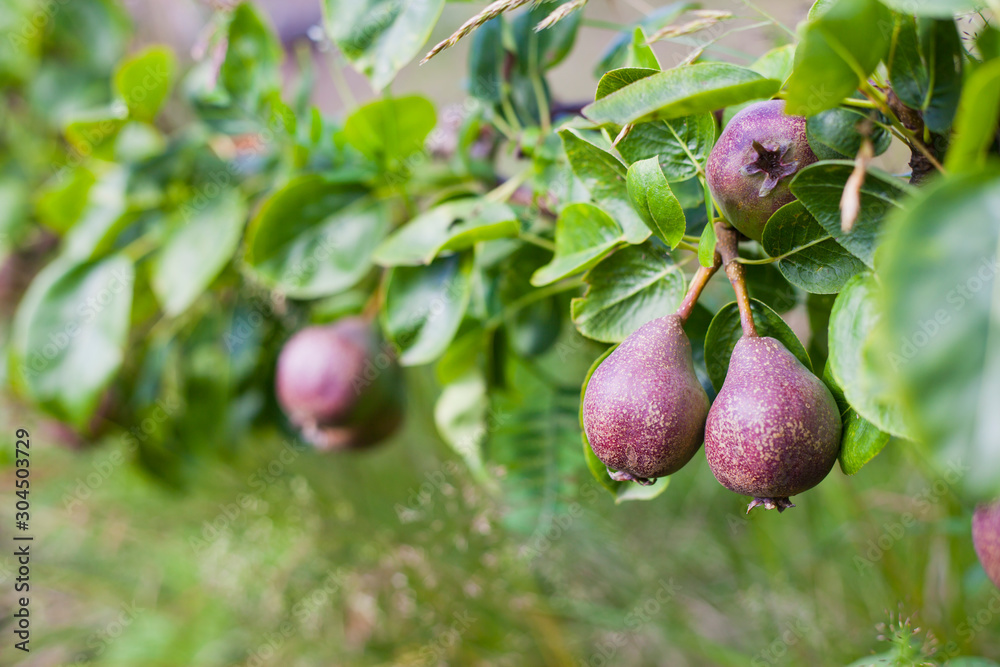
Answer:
[
  {"left": 583, "top": 315, "right": 710, "bottom": 482},
  {"left": 973, "top": 501, "right": 1000, "bottom": 588},
  {"left": 705, "top": 337, "right": 841, "bottom": 509},
  {"left": 706, "top": 100, "right": 818, "bottom": 242}
]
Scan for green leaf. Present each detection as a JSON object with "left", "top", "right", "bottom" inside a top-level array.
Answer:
[
  {"left": 790, "top": 161, "right": 911, "bottom": 267},
  {"left": 877, "top": 0, "right": 985, "bottom": 17},
  {"left": 705, "top": 299, "right": 811, "bottom": 392},
  {"left": 342, "top": 95, "right": 437, "bottom": 166},
  {"left": 743, "top": 260, "right": 800, "bottom": 314},
  {"left": 945, "top": 59, "right": 1000, "bottom": 174},
  {"left": 823, "top": 363, "right": 891, "bottom": 475},
  {"left": 828, "top": 273, "right": 915, "bottom": 440},
  {"left": 806, "top": 106, "right": 893, "bottom": 158},
  {"left": 617, "top": 113, "right": 716, "bottom": 182},
  {"left": 151, "top": 192, "right": 247, "bottom": 317},
  {"left": 877, "top": 170, "right": 1000, "bottom": 489},
  {"left": 434, "top": 371, "right": 490, "bottom": 481},
  {"left": 698, "top": 216, "right": 716, "bottom": 268},
  {"left": 14, "top": 255, "right": 134, "bottom": 426},
  {"left": 531, "top": 203, "right": 623, "bottom": 287},
  {"left": 64, "top": 107, "right": 129, "bottom": 161},
  {"left": 244, "top": 174, "right": 384, "bottom": 299},
  {"left": 595, "top": 67, "right": 659, "bottom": 100},
  {"left": 571, "top": 242, "right": 687, "bottom": 343},
  {"left": 559, "top": 130, "right": 649, "bottom": 243},
  {"left": 594, "top": 2, "right": 698, "bottom": 76},
  {"left": 36, "top": 168, "right": 97, "bottom": 234},
  {"left": 61, "top": 167, "right": 129, "bottom": 261},
  {"left": 889, "top": 16, "right": 963, "bottom": 134},
  {"left": 385, "top": 253, "right": 473, "bottom": 365},
  {"left": 784, "top": 0, "right": 892, "bottom": 116},
  {"left": 723, "top": 44, "right": 797, "bottom": 125},
  {"left": 374, "top": 199, "right": 519, "bottom": 266},
  {"left": 113, "top": 45, "right": 176, "bottom": 121},
  {"left": 468, "top": 16, "right": 503, "bottom": 103},
  {"left": 220, "top": 2, "right": 283, "bottom": 105},
  {"left": 512, "top": 3, "right": 581, "bottom": 71},
  {"left": 583, "top": 62, "right": 781, "bottom": 126},
  {"left": 626, "top": 27, "right": 660, "bottom": 70},
  {"left": 580, "top": 345, "right": 671, "bottom": 502},
  {"left": 323, "top": 0, "right": 445, "bottom": 91},
  {"left": 626, "top": 158, "right": 686, "bottom": 248},
  {"left": 761, "top": 200, "right": 867, "bottom": 294}
]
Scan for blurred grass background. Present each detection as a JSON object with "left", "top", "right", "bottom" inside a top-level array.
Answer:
[{"left": 1, "top": 1, "right": 999, "bottom": 666}]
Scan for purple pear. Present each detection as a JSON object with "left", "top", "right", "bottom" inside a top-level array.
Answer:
[
  {"left": 276, "top": 317, "right": 404, "bottom": 450},
  {"left": 706, "top": 100, "right": 818, "bottom": 242},
  {"left": 705, "top": 336, "right": 841, "bottom": 512},
  {"left": 973, "top": 501, "right": 1000, "bottom": 588},
  {"left": 582, "top": 315, "right": 710, "bottom": 484}
]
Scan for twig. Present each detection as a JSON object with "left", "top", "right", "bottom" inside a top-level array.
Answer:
[{"left": 715, "top": 222, "right": 757, "bottom": 338}]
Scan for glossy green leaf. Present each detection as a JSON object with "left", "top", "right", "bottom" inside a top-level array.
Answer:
[
  {"left": 945, "top": 59, "right": 1000, "bottom": 174},
  {"left": 580, "top": 345, "right": 671, "bottom": 502},
  {"left": 761, "top": 200, "right": 867, "bottom": 294},
  {"left": 531, "top": 203, "right": 623, "bottom": 287},
  {"left": 584, "top": 62, "right": 781, "bottom": 126},
  {"left": 14, "top": 255, "right": 134, "bottom": 426},
  {"left": 594, "top": 2, "right": 696, "bottom": 76},
  {"left": 244, "top": 174, "right": 384, "bottom": 299},
  {"left": 698, "top": 218, "right": 716, "bottom": 269},
  {"left": 220, "top": 2, "right": 283, "bottom": 105},
  {"left": 343, "top": 95, "right": 436, "bottom": 167},
  {"left": 828, "top": 273, "right": 915, "bottom": 440},
  {"left": 823, "top": 363, "right": 891, "bottom": 475},
  {"left": 64, "top": 107, "right": 128, "bottom": 161},
  {"left": 877, "top": 0, "right": 985, "bottom": 17},
  {"left": 617, "top": 113, "right": 716, "bottom": 182},
  {"left": 559, "top": 130, "right": 649, "bottom": 243},
  {"left": 323, "top": 0, "right": 445, "bottom": 91},
  {"left": 571, "top": 242, "right": 686, "bottom": 343},
  {"left": 626, "top": 27, "right": 660, "bottom": 70},
  {"left": 704, "top": 299, "right": 812, "bottom": 392},
  {"left": 626, "top": 158, "right": 686, "bottom": 249},
  {"left": 806, "top": 106, "right": 893, "bottom": 158},
  {"left": 790, "top": 161, "right": 911, "bottom": 267},
  {"left": 434, "top": 371, "right": 489, "bottom": 480},
  {"left": 113, "top": 45, "right": 176, "bottom": 121},
  {"left": 889, "top": 16, "right": 963, "bottom": 134},
  {"left": 877, "top": 170, "right": 1000, "bottom": 489},
  {"left": 152, "top": 192, "right": 246, "bottom": 317},
  {"left": 723, "top": 44, "right": 796, "bottom": 125},
  {"left": 784, "top": 0, "right": 892, "bottom": 116},
  {"left": 385, "top": 253, "right": 474, "bottom": 366},
  {"left": 375, "top": 199, "right": 518, "bottom": 266},
  {"left": 36, "top": 168, "right": 97, "bottom": 234}
]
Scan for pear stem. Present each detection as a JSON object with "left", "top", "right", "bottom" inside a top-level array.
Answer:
[
  {"left": 676, "top": 252, "right": 721, "bottom": 323},
  {"left": 715, "top": 222, "right": 758, "bottom": 338}
]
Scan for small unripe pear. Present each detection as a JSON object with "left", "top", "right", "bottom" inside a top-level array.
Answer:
[
  {"left": 276, "top": 318, "right": 404, "bottom": 449},
  {"left": 706, "top": 100, "right": 817, "bottom": 242},
  {"left": 705, "top": 336, "right": 841, "bottom": 511},
  {"left": 973, "top": 501, "right": 1000, "bottom": 588},
  {"left": 582, "top": 315, "right": 710, "bottom": 484}
]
